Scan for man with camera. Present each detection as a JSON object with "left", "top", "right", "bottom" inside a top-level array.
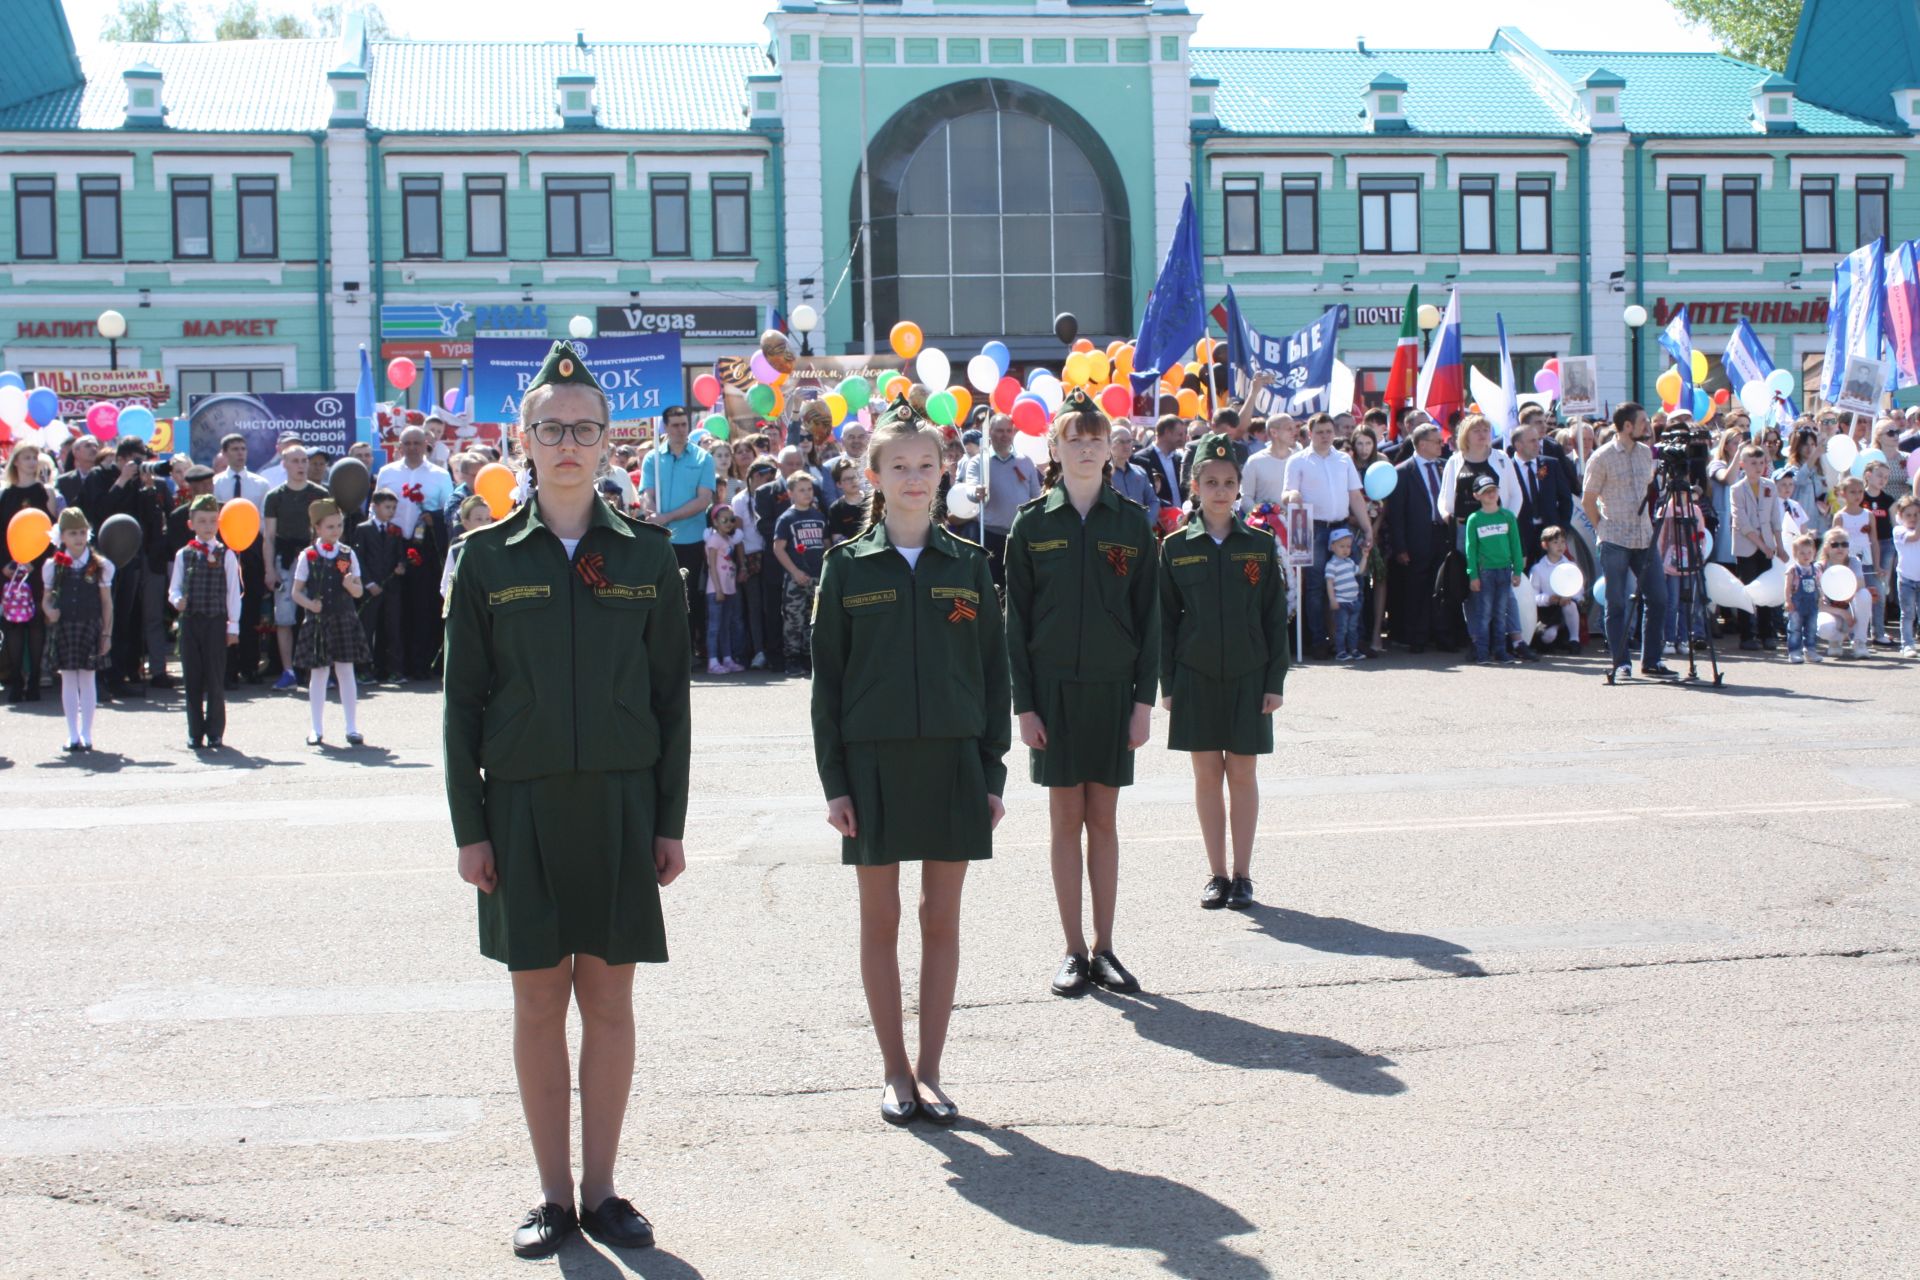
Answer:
[{"left": 1582, "top": 403, "right": 1675, "bottom": 681}]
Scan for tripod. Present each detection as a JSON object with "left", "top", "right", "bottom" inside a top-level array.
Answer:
[{"left": 1606, "top": 472, "right": 1725, "bottom": 687}]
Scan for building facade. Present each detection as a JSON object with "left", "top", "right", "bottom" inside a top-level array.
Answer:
[{"left": 1, "top": 0, "right": 1916, "bottom": 430}]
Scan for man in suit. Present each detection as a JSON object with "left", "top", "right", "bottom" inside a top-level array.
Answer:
[
  {"left": 1134, "top": 413, "right": 1186, "bottom": 510},
  {"left": 1521, "top": 406, "right": 1581, "bottom": 496},
  {"left": 1385, "top": 423, "right": 1451, "bottom": 652},
  {"left": 1509, "top": 421, "right": 1574, "bottom": 567}
]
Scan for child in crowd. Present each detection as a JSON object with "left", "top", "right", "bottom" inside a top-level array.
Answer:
[
  {"left": 772, "top": 471, "right": 828, "bottom": 677},
  {"left": 1527, "top": 525, "right": 1584, "bottom": 654},
  {"left": 733, "top": 457, "right": 778, "bottom": 670},
  {"left": 1323, "top": 526, "right": 1364, "bottom": 662},
  {"left": 1892, "top": 496, "right": 1920, "bottom": 658},
  {"left": 1774, "top": 468, "right": 1811, "bottom": 546},
  {"left": 290, "top": 498, "right": 370, "bottom": 745},
  {"left": 704, "top": 503, "right": 746, "bottom": 674},
  {"left": 350, "top": 488, "right": 405, "bottom": 682},
  {"left": 1785, "top": 533, "right": 1822, "bottom": 663},
  {"left": 1831, "top": 476, "right": 1880, "bottom": 645},
  {"left": 1159, "top": 432, "right": 1288, "bottom": 913},
  {"left": 439, "top": 495, "right": 495, "bottom": 601},
  {"left": 1863, "top": 462, "right": 1896, "bottom": 645},
  {"left": 1816, "top": 527, "right": 1872, "bottom": 659},
  {"left": 1658, "top": 488, "right": 1712, "bottom": 656},
  {"left": 3, "top": 541, "right": 47, "bottom": 704},
  {"left": 166, "top": 494, "right": 242, "bottom": 749},
  {"left": 1464, "top": 474, "right": 1530, "bottom": 664},
  {"left": 42, "top": 508, "right": 112, "bottom": 752}
]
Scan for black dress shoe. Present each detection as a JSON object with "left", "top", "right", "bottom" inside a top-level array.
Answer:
[
  {"left": 1227, "top": 876, "right": 1255, "bottom": 910},
  {"left": 206, "top": 738, "right": 223, "bottom": 750},
  {"left": 511, "top": 1202, "right": 578, "bottom": 1259},
  {"left": 1641, "top": 663, "right": 1679, "bottom": 677},
  {"left": 187, "top": 738, "right": 205, "bottom": 751},
  {"left": 148, "top": 673, "right": 176, "bottom": 689},
  {"left": 1514, "top": 644, "right": 1541, "bottom": 663},
  {"left": 880, "top": 1085, "right": 919, "bottom": 1126},
  {"left": 1200, "top": 875, "right": 1231, "bottom": 909},
  {"left": 1050, "top": 952, "right": 1091, "bottom": 997},
  {"left": 916, "top": 1087, "right": 958, "bottom": 1127},
  {"left": 1089, "top": 950, "right": 1139, "bottom": 994},
  {"left": 580, "top": 1195, "right": 654, "bottom": 1250}
]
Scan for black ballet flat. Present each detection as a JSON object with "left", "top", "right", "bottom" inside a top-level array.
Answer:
[
  {"left": 510, "top": 1202, "right": 578, "bottom": 1259},
  {"left": 881, "top": 1088, "right": 920, "bottom": 1127},
  {"left": 579, "top": 1195, "right": 654, "bottom": 1250},
  {"left": 916, "top": 1086, "right": 959, "bottom": 1127},
  {"left": 1227, "top": 877, "right": 1255, "bottom": 910},
  {"left": 306, "top": 733, "right": 323, "bottom": 746},
  {"left": 345, "top": 732, "right": 365, "bottom": 747}
]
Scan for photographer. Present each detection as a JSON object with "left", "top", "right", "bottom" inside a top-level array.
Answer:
[
  {"left": 1582, "top": 403, "right": 1674, "bottom": 680},
  {"left": 101, "top": 438, "right": 169, "bottom": 695}
]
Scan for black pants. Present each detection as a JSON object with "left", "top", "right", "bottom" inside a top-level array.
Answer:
[
  {"left": 1736, "top": 550, "right": 1780, "bottom": 641},
  {"left": 759, "top": 558, "right": 785, "bottom": 668},
  {"left": 108, "top": 562, "right": 144, "bottom": 685},
  {"left": 674, "top": 542, "right": 707, "bottom": 659},
  {"left": 401, "top": 554, "right": 442, "bottom": 678},
  {"left": 1388, "top": 549, "right": 1444, "bottom": 647},
  {"left": 180, "top": 614, "right": 228, "bottom": 742},
  {"left": 361, "top": 587, "right": 402, "bottom": 677},
  {"left": 984, "top": 528, "right": 1010, "bottom": 587},
  {"left": 228, "top": 542, "right": 266, "bottom": 681},
  {"left": 1, "top": 615, "right": 46, "bottom": 696}
]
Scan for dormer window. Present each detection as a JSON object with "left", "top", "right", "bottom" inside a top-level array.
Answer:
[
  {"left": 1367, "top": 73, "right": 1408, "bottom": 131},
  {"left": 557, "top": 73, "right": 597, "bottom": 125},
  {"left": 1768, "top": 95, "right": 1790, "bottom": 117},
  {"left": 1751, "top": 74, "right": 1797, "bottom": 133},
  {"left": 124, "top": 63, "right": 164, "bottom": 125}
]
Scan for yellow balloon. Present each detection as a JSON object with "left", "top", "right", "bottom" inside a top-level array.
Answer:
[
  {"left": 1085, "top": 352, "right": 1110, "bottom": 385},
  {"left": 1690, "top": 350, "right": 1708, "bottom": 382},
  {"left": 1063, "top": 351, "right": 1090, "bottom": 385},
  {"left": 824, "top": 392, "right": 849, "bottom": 425},
  {"left": 1655, "top": 368, "right": 1682, "bottom": 406}
]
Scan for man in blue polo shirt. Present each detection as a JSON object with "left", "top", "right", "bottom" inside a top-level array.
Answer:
[{"left": 639, "top": 403, "right": 716, "bottom": 664}]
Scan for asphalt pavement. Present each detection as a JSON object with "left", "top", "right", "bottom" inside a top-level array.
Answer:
[{"left": 1, "top": 644, "right": 1916, "bottom": 1278}]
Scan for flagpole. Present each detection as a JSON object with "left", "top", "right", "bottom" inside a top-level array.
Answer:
[{"left": 856, "top": 0, "right": 875, "bottom": 359}]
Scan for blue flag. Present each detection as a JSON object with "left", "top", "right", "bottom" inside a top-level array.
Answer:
[
  {"left": 1495, "top": 313, "right": 1519, "bottom": 443},
  {"left": 1723, "top": 319, "right": 1799, "bottom": 420},
  {"left": 354, "top": 344, "right": 376, "bottom": 447},
  {"left": 1658, "top": 305, "right": 1693, "bottom": 411},
  {"left": 1131, "top": 185, "right": 1206, "bottom": 394},
  {"left": 418, "top": 354, "right": 437, "bottom": 416},
  {"left": 1220, "top": 305, "right": 1341, "bottom": 418}
]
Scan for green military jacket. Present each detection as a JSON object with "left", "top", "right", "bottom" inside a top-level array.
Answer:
[
  {"left": 810, "top": 520, "right": 1012, "bottom": 799},
  {"left": 1004, "top": 482, "right": 1160, "bottom": 712},
  {"left": 1158, "top": 515, "right": 1290, "bottom": 697},
  {"left": 443, "top": 493, "right": 692, "bottom": 847}
]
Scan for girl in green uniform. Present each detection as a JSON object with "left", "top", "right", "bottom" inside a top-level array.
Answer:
[
  {"left": 1159, "top": 433, "right": 1290, "bottom": 912},
  {"left": 443, "top": 341, "right": 692, "bottom": 1260},
  {"left": 1005, "top": 389, "right": 1159, "bottom": 998},
  {"left": 812, "top": 396, "right": 1011, "bottom": 1126}
]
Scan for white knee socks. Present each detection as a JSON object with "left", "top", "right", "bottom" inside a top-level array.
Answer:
[
  {"left": 308, "top": 666, "right": 329, "bottom": 738},
  {"left": 59, "top": 671, "right": 82, "bottom": 745},
  {"left": 78, "top": 672, "right": 96, "bottom": 744},
  {"left": 309, "top": 663, "right": 361, "bottom": 739}
]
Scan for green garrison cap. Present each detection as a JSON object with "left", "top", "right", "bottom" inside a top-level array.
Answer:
[
  {"left": 1060, "top": 386, "right": 1102, "bottom": 418},
  {"left": 526, "top": 340, "right": 599, "bottom": 394},
  {"left": 872, "top": 392, "right": 929, "bottom": 431},
  {"left": 1191, "top": 432, "right": 1240, "bottom": 471},
  {"left": 188, "top": 494, "right": 219, "bottom": 513}
]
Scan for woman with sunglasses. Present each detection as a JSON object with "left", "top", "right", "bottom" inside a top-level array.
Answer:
[{"left": 444, "top": 341, "right": 693, "bottom": 1260}]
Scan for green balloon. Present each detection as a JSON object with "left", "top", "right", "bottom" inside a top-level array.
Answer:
[
  {"left": 926, "top": 390, "right": 957, "bottom": 426},
  {"left": 838, "top": 376, "right": 871, "bottom": 410},
  {"left": 747, "top": 383, "right": 776, "bottom": 417},
  {"left": 703, "top": 412, "right": 731, "bottom": 442}
]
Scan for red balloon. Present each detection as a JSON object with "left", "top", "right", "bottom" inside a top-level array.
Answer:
[
  {"left": 991, "top": 376, "right": 1022, "bottom": 414},
  {"left": 692, "top": 374, "right": 722, "bottom": 409},
  {"left": 1011, "top": 398, "right": 1048, "bottom": 436},
  {"left": 1098, "top": 384, "right": 1133, "bottom": 418},
  {"left": 387, "top": 357, "right": 417, "bottom": 391},
  {"left": 1712, "top": 388, "right": 1731, "bottom": 405}
]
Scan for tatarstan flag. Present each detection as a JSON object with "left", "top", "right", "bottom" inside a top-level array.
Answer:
[{"left": 1383, "top": 286, "right": 1419, "bottom": 440}]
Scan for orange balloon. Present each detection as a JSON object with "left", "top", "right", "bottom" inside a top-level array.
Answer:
[
  {"left": 1176, "top": 389, "right": 1201, "bottom": 418},
  {"left": 1106, "top": 340, "right": 1126, "bottom": 358},
  {"left": 883, "top": 374, "right": 912, "bottom": 403},
  {"left": 771, "top": 385, "right": 786, "bottom": 418},
  {"left": 1194, "top": 337, "right": 1215, "bottom": 362},
  {"left": 475, "top": 462, "right": 517, "bottom": 519},
  {"left": 889, "top": 321, "right": 924, "bottom": 360},
  {"left": 217, "top": 496, "right": 259, "bottom": 552},
  {"left": 6, "top": 507, "right": 52, "bottom": 563},
  {"left": 1114, "top": 345, "right": 1134, "bottom": 378},
  {"left": 1072, "top": 338, "right": 1094, "bottom": 354},
  {"left": 949, "top": 386, "right": 972, "bottom": 422}
]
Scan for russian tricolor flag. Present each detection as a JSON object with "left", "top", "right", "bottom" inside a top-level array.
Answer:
[
  {"left": 1885, "top": 239, "right": 1920, "bottom": 390},
  {"left": 1416, "top": 290, "right": 1463, "bottom": 429}
]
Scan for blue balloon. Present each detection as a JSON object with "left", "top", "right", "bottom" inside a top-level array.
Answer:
[
  {"left": 1850, "top": 447, "right": 1887, "bottom": 478},
  {"left": 1026, "top": 367, "right": 1050, "bottom": 389},
  {"left": 1691, "top": 388, "right": 1709, "bottom": 418},
  {"left": 982, "top": 341, "right": 1011, "bottom": 378},
  {"left": 26, "top": 387, "right": 58, "bottom": 425},
  {"left": 1362, "top": 459, "right": 1398, "bottom": 501},
  {"left": 117, "top": 404, "right": 156, "bottom": 441},
  {"left": 1593, "top": 576, "right": 1606, "bottom": 607},
  {"left": 0, "top": 371, "right": 22, "bottom": 391}
]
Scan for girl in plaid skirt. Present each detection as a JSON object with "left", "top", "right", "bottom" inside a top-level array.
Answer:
[
  {"left": 41, "top": 508, "right": 113, "bottom": 751},
  {"left": 291, "top": 498, "right": 370, "bottom": 746}
]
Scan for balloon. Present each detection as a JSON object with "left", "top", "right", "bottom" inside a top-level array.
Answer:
[
  {"left": 443, "top": 388, "right": 461, "bottom": 412},
  {"left": 967, "top": 354, "right": 1000, "bottom": 392},
  {"left": 1514, "top": 579, "right": 1538, "bottom": 641},
  {"left": 949, "top": 388, "right": 972, "bottom": 422},
  {"left": 1113, "top": 345, "right": 1135, "bottom": 378},
  {"left": 882, "top": 375, "right": 912, "bottom": 403},
  {"left": 6, "top": 508, "right": 53, "bottom": 563},
  {"left": 1592, "top": 575, "right": 1607, "bottom": 608},
  {"left": 387, "top": 357, "right": 416, "bottom": 390},
  {"left": 889, "top": 321, "right": 923, "bottom": 360},
  {"left": 26, "top": 387, "right": 58, "bottom": 426},
  {"left": 702, "top": 412, "right": 732, "bottom": 442},
  {"left": 1704, "top": 562, "right": 1754, "bottom": 612},
  {"left": 1193, "top": 337, "right": 1215, "bottom": 362},
  {"left": 749, "top": 351, "right": 778, "bottom": 385},
  {"left": 693, "top": 374, "right": 722, "bottom": 409},
  {"left": 326, "top": 457, "right": 370, "bottom": 513},
  {"left": 1655, "top": 368, "right": 1681, "bottom": 407},
  {"left": 1739, "top": 379, "right": 1772, "bottom": 416},
  {"left": 1026, "top": 367, "right": 1050, "bottom": 389},
  {"left": 1766, "top": 368, "right": 1795, "bottom": 396},
  {"left": 217, "top": 497, "right": 259, "bottom": 551},
  {"left": 0, "top": 386, "right": 25, "bottom": 428},
  {"left": 473, "top": 463, "right": 516, "bottom": 519},
  {"left": 1850, "top": 447, "right": 1887, "bottom": 477},
  {"left": 838, "top": 375, "right": 872, "bottom": 410},
  {"left": 1533, "top": 368, "right": 1561, "bottom": 396},
  {"left": 1084, "top": 352, "right": 1111, "bottom": 385},
  {"left": 946, "top": 486, "right": 979, "bottom": 520},
  {"left": 1549, "top": 561, "right": 1584, "bottom": 598},
  {"left": 86, "top": 402, "right": 120, "bottom": 440},
  {"left": 1825, "top": 433, "right": 1858, "bottom": 471},
  {"left": 1053, "top": 312, "right": 1079, "bottom": 345},
  {"left": 1712, "top": 388, "right": 1731, "bottom": 406},
  {"left": 926, "top": 390, "right": 958, "bottom": 426},
  {"left": 1073, "top": 337, "right": 1096, "bottom": 355},
  {"left": 1176, "top": 388, "right": 1200, "bottom": 418},
  {"left": 1011, "top": 398, "right": 1048, "bottom": 436},
  {"left": 1099, "top": 384, "right": 1133, "bottom": 417},
  {"left": 1700, "top": 526, "right": 1714, "bottom": 562},
  {"left": 982, "top": 341, "right": 1011, "bottom": 377},
  {"left": 916, "top": 346, "right": 951, "bottom": 392},
  {"left": 1363, "top": 460, "right": 1398, "bottom": 500},
  {"left": 1745, "top": 563, "right": 1787, "bottom": 608},
  {"left": 992, "top": 376, "right": 1021, "bottom": 414},
  {"left": 1690, "top": 350, "right": 1709, "bottom": 382},
  {"left": 1821, "top": 563, "right": 1858, "bottom": 602},
  {"left": 1691, "top": 388, "right": 1709, "bottom": 419},
  {"left": 1817, "top": 613, "right": 1839, "bottom": 644},
  {"left": 0, "top": 371, "right": 22, "bottom": 391},
  {"left": 117, "top": 404, "right": 156, "bottom": 442},
  {"left": 747, "top": 384, "right": 776, "bottom": 417},
  {"left": 823, "top": 392, "right": 848, "bottom": 426},
  {"left": 1032, "top": 376, "right": 1064, "bottom": 414},
  {"left": 93, "top": 513, "right": 141, "bottom": 568},
  {"left": 1063, "top": 351, "right": 1090, "bottom": 386}
]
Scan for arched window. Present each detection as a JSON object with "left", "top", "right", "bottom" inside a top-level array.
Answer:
[{"left": 855, "top": 80, "right": 1131, "bottom": 343}]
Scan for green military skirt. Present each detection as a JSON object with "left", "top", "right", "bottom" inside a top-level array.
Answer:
[
  {"left": 1166, "top": 664, "right": 1274, "bottom": 756},
  {"left": 842, "top": 738, "right": 993, "bottom": 866},
  {"left": 1028, "top": 676, "right": 1136, "bottom": 789},
  {"left": 479, "top": 769, "right": 667, "bottom": 971}
]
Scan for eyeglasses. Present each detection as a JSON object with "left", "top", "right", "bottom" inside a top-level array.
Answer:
[
  {"left": 1831, "top": 539, "right": 1850, "bottom": 547},
  {"left": 528, "top": 419, "right": 608, "bottom": 447}
]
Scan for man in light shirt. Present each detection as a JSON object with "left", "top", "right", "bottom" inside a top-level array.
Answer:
[
  {"left": 1282, "top": 412, "right": 1373, "bottom": 657},
  {"left": 979, "top": 413, "right": 1041, "bottom": 584},
  {"left": 1241, "top": 413, "right": 1299, "bottom": 508}
]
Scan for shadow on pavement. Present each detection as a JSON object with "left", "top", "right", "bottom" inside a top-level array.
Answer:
[
  {"left": 557, "top": 1241, "right": 707, "bottom": 1279},
  {"left": 915, "top": 1124, "right": 1269, "bottom": 1280},
  {"left": 1095, "top": 991, "right": 1406, "bottom": 1097},
  {"left": 1243, "top": 905, "right": 1487, "bottom": 977}
]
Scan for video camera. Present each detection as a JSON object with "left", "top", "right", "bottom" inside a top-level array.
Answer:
[{"left": 1655, "top": 426, "right": 1712, "bottom": 489}]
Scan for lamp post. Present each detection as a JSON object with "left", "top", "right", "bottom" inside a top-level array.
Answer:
[
  {"left": 1417, "top": 302, "right": 1440, "bottom": 357},
  {"left": 790, "top": 303, "right": 820, "bottom": 358},
  {"left": 97, "top": 309, "right": 127, "bottom": 372},
  {"left": 1623, "top": 304, "right": 1648, "bottom": 407}
]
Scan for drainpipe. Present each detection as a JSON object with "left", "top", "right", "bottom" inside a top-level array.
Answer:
[
  {"left": 1632, "top": 133, "right": 1646, "bottom": 405},
  {"left": 368, "top": 131, "right": 385, "bottom": 397},
  {"left": 312, "top": 134, "right": 331, "bottom": 391},
  {"left": 767, "top": 125, "right": 788, "bottom": 345},
  {"left": 1576, "top": 136, "right": 1589, "bottom": 357}
]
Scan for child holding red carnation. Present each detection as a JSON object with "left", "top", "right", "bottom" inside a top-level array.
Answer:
[
  {"left": 290, "top": 498, "right": 371, "bottom": 746},
  {"left": 41, "top": 508, "right": 112, "bottom": 752}
]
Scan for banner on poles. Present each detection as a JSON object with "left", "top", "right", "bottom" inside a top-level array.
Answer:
[
  {"left": 32, "top": 368, "right": 171, "bottom": 417},
  {"left": 473, "top": 333, "right": 681, "bottom": 424},
  {"left": 185, "top": 392, "right": 352, "bottom": 470}
]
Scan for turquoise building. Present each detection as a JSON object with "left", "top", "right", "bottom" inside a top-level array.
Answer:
[{"left": 1, "top": 0, "right": 1916, "bottom": 428}]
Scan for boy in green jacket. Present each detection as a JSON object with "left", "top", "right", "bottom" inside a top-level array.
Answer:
[{"left": 1463, "top": 473, "right": 1534, "bottom": 664}]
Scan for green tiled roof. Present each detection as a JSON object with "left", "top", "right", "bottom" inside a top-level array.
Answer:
[
  {"left": 0, "top": 0, "right": 82, "bottom": 113},
  {"left": 365, "top": 42, "right": 767, "bottom": 133},
  {"left": 0, "top": 39, "right": 336, "bottom": 132},
  {"left": 1190, "top": 48, "right": 1583, "bottom": 136},
  {"left": 1548, "top": 50, "right": 1904, "bottom": 136}
]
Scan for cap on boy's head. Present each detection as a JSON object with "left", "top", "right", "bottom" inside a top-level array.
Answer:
[
  {"left": 748, "top": 460, "right": 777, "bottom": 478},
  {"left": 370, "top": 488, "right": 398, "bottom": 506},
  {"left": 1191, "top": 432, "right": 1240, "bottom": 471},
  {"left": 189, "top": 494, "right": 219, "bottom": 514},
  {"left": 1473, "top": 473, "right": 1500, "bottom": 494},
  {"left": 1327, "top": 525, "right": 1352, "bottom": 544},
  {"left": 57, "top": 508, "right": 90, "bottom": 533},
  {"left": 524, "top": 340, "right": 598, "bottom": 396},
  {"left": 961, "top": 429, "right": 983, "bottom": 445}
]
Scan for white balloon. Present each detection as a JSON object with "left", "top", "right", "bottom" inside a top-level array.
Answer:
[
  {"left": 1825, "top": 433, "right": 1858, "bottom": 471},
  {"left": 966, "top": 354, "right": 1000, "bottom": 393},
  {"left": 1745, "top": 563, "right": 1787, "bottom": 608},
  {"left": 1011, "top": 428, "right": 1050, "bottom": 468},
  {"left": 0, "top": 385, "right": 26, "bottom": 428},
  {"left": 945, "top": 486, "right": 979, "bottom": 520},
  {"left": 1033, "top": 376, "right": 1064, "bottom": 414},
  {"left": 1514, "top": 581, "right": 1538, "bottom": 641},
  {"left": 1820, "top": 563, "right": 1858, "bottom": 602},
  {"left": 1738, "top": 379, "right": 1772, "bottom": 417},
  {"left": 1704, "top": 561, "right": 1754, "bottom": 612},
  {"left": 1700, "top": 525, "right": 1713, "bottom": 562},
  {"left": 1549, "top": 561, "right": 1584, "bottom": 598},
  {"left": 915, "top": 347, "right": 951, "bottom": 392}
]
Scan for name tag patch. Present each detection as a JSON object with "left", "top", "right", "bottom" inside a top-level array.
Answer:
[
  {"left": 843, "top": 589, "right": 897, "bottom": 609},
  {"left": 1229, "top": 551, "right": 1268, "bottom": 563},
  {"left": 1170, "top": 554, "right": 1207, "bottom": 567},
  {"left": 489, "top": 585, "right": 551, "bottom": 606},
  {"left": 595, "top": 583, "right": 657, "bottom": 600},
  {"left": 930, "top": 586, "right": 980, "bottom": 604},
  {"left": 1029, "top": 538, "right": 1069, "bottom": 553}
]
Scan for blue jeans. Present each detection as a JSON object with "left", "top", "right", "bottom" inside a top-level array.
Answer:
[
  {"left": 1466, "top": 571, "right": 1515, "bottom": 660},
  {"left": 1787, "top": 592, "right": 1821, "bottom": 657},
  {"left": 1900, "top": 576, "right": 1920, "bottom": 649},
  {"left": 705, "top": 591, "right": 744, "bottom": 664},
  {"left": 1868, "top": 553, "right": 1890, "bottom": 641},
  {"left": 1332, "top": 600, "right": 1361, "bottom": 655},
  {"left": 1599, "top": 541, "right": 1665, "bottom": 669},
  {"left": 1301, "top": 524, "right": 1333, "bottom": 650}
]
